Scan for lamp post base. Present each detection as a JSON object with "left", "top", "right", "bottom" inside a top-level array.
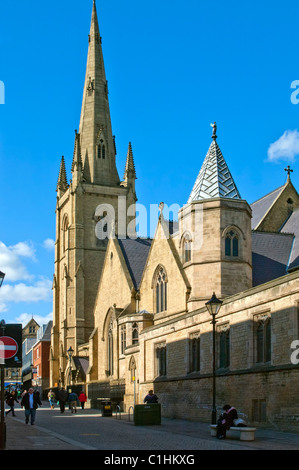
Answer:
[{"left": 0, "top": 422, "right": 6, "bottom": 450}]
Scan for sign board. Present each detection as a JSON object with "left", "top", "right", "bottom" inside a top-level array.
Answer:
[
  {"left": 0, "top": 324, "right": 22, "bottom": 367},
  {"left": 0, "top": 336, "right": 18, "bottom": 360}
]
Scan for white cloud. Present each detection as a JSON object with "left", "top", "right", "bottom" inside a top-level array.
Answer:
[
  {"left": 0, "top": 241, "right": 35, "bottom": 282},
  {"left": 0, "top": 240, "right": 53, "bottom": 321},
  {"left": 267, "top": 129, "right": 299, "bottom": 162},
  {"left": 0, "top": 278, "right": 52, "bottom": 304},
  {"left": 43, "top": 238, "right": 55, "bottom": 250},
  {"left": 0, "top": 303, "right": 7, "bottom": 313},
  {"left": 12, "top": 242, "right": 36, "bottom": 259},
  {"left": 15, "top": 312, "right": 53, "bottom": 328}
]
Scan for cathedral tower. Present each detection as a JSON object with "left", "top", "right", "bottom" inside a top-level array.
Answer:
[{"left": 50, "top": 1, "right": 137, "bottom": 387}]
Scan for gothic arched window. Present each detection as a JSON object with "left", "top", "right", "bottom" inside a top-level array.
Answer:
[
  {"left": 155, "top": 343, "right": 167, "bottom": 377},
  {"left": 132, "top": 322, "right": 139, "bottom": 345},
  {"left": 184, "top": 236, "right": 192, "bottom": 263},
  {"left": 120, "top": 325, "right": 126, "bottom": 355},
  {"left": 225, "top": 230, "right": 239, "bottom": 257},
  {"left": 189, "top": 333, "right": 200, "bottom": 373},
  {"left": 98, "top": 139, "right": 106, "bottom": 159},
  {"left": 62, "top": 216, "right": 69, "bottom": 254},
  {"left": 256, "top": 318, "right": 271, "bottom": 364},
  {"left": 155, "top": 266, "right": 168, "bottom": 313},
  {"left": 219, "top": 328, "right": 230, "bottom": 369},
  {"left": 107, "top": 320, "right": 113, "bottom": 376}
]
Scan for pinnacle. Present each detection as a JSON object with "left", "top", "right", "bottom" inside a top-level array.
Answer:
[
  {"left": 71, "top": 130, "right": 83, "bottom": 172},
  {"left": 124, "top": 142, "right": 136, "bottom": 179},
  {"left": 56, "top": 156, "right": 69, "bottom": 193}
]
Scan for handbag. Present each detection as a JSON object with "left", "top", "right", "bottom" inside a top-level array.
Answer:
[{"left": 233, "top": 418, "right": 247, "bottom": 427}]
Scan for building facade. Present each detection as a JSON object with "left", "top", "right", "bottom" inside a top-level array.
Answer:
[
  {"left": 50, "top": 1, "right": 299, "bottom": 431},
  {"left": 22, "top": 318, "right": 40, "bottom": 390},
  {"left": 32, "top": 321, "right": 52, "bottom": 398}
]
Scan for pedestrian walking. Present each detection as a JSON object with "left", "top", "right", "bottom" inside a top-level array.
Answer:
[
  {"left": 48, "top": 389, "right": 55, "bottom": 409},
  {"left": 78, "top": 391, "right": 87, "bottom": 409},
  {"left": 21, "top": 387, "right": 42, "bottom": 425},
  {"left": 68, "top": 390, "right": 78, "bottom": 413},
  {"left": 5, "top": 390, "right": 19, "bottom": 417},
  {"left": 56, "top": 387, "right": 68, "bottom": 413}
]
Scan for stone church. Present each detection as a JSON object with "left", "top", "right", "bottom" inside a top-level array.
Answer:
[{"left": 50, "top": 1, "right": 299, "bottom": 431}]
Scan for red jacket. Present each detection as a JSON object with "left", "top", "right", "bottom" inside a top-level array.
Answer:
[{"left": 79, "top": 393, "right": 87, "bottom": 402}]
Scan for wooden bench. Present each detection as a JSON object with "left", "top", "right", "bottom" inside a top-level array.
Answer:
[{"left": 210, "top": 424, "right": 257, "bottom": 441}]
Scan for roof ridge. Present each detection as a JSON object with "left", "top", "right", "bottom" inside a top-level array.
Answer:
[
  {"left": 250, "top": 185, "right": 284, "bottom": 206},
  {"left": 252, "top": 230, "right": 294, "bottom": 237}
]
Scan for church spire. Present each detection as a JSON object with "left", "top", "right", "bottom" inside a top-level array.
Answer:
[{"left": 78, "top": 0, "right": 120, "bottom": 185}]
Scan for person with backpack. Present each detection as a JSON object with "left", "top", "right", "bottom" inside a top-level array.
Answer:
[
  {"left": 48, "top": 389, "right": 55, "bottom": 409},
  {"left": 68, "top": 390, "right": 79, "bottom": 413}
]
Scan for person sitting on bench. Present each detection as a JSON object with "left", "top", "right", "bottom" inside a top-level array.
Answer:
[{"left": 217, "top": 404, "right": 238, "bottom": 439}]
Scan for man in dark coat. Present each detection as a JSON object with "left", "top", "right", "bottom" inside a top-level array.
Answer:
[
  {"left": 217, "top": 404, "right": 238, "bottom": 439},
  {"left": 21, "top": 387, "right": 42, "bottom": 425},
  {"left": 56, "top": 387, "right": 68, "bottom": 413}
]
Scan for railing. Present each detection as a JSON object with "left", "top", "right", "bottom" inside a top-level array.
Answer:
[
  {"left": 115, "top": 404, "right": 121, "bottom": 419},
  {"left": 128, "top": 406, "right": 134, "bottom": 422}
]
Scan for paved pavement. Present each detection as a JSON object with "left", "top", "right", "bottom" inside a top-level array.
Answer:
[{"left": 2, "top": 401, "right": 299, "bottom": 452}]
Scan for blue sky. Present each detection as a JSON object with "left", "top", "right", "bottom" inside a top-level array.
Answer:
[{"left": 0, "top": 0, "right": 299, "bottom": 326}]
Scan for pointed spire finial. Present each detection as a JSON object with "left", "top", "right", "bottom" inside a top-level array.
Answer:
[{"left": 211, "top": 122, "right": 217, "bottom": 140}]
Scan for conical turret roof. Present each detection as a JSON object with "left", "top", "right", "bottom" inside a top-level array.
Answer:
[{"left": 188, "top": 123, "right": 241, "bottom": 203}]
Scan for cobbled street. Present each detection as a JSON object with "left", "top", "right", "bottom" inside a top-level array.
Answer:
[{"left": 4, "top": 401, "right": 299, "bottom": 453}]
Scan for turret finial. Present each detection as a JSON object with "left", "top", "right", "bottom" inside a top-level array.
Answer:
[{"left": 211, "top": 122, "right": 217, "bottom": 140}]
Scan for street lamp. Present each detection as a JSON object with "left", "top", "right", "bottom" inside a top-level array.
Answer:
[
  {"left": 67, "top": 346, "right": 74, "bottom": 386},
  {"left": 205, "top": 292, "right": 223, "bottom": 424},
  {"left": 0, "top": 319, "right": 6, "bottom": 450}
]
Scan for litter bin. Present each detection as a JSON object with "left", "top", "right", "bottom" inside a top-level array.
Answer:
[
  {"left": 134, "top": 403, "right": 161, "bottom": 426},
  {"left": 98, "top": 399, "right": 113, "bottom": 417}
]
